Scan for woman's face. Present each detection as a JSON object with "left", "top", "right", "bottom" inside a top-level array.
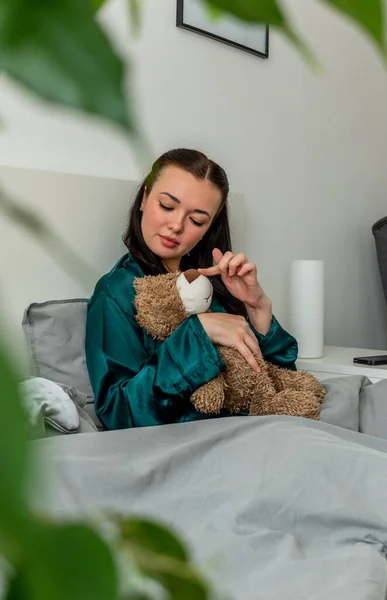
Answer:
[{"left": 141, "top": 165, "right": 222, "bottom": 267}]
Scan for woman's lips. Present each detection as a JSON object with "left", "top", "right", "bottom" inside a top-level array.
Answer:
[{"left": 159, "top": 235, "right": 179, "bottom": 248}]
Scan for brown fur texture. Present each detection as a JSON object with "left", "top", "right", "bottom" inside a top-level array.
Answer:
[
  {"left": 134, "top": 273, "right": 187, "bottom": 340},
  {"left": 134, "top": 271, "right": 326, "bottom": 420},
  {"left": 191, "top": 373, "right": 226, "bottom": 414}
]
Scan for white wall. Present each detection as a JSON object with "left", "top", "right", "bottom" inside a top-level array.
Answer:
[{"left": 1, "top": 0, "right": 387, "bottom": 349}]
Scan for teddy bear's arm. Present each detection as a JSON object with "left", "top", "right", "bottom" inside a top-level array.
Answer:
[{"left": 191, "top": 374, "right": 226, "bottom": 415}]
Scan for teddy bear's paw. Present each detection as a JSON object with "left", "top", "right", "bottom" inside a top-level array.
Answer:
[
  {"left": 219, "top": 348, "right": 270, "bottom": 405},
  {"left": 294, "top": 372, "right": 326, "bottom": 402},
  {"left": 191, "top": 375, "right": 226, "bottom": 414},
  {"left": 266, "top": 363, "right": 326, "bottom": 400},
  {"left": 223, "top": 392, "right": 250, "bottom": 415},
  {"left": 252, "top": 390, "right": 321, "bottom": 420}
]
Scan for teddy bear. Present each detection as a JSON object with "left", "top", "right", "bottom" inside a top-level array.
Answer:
[{"left": 134, "top": 269, "right": 326, "bottom": 420}]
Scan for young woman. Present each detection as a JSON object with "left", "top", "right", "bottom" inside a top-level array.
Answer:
[{"left": 86, "top": 148, "right": 298, "bottom": 429}]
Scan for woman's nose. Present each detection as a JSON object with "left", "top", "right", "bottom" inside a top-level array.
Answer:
[{"left": 169, "top": 216, "right": 184, "bottom": 233}]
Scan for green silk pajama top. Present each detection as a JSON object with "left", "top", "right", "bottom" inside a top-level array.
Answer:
[{"left": 85, "top": 254, "right": 298, "bottom": 430}]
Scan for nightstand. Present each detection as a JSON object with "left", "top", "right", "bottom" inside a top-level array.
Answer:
[{"left": 297, "top": 346, "right": 387, "bottom": 383}]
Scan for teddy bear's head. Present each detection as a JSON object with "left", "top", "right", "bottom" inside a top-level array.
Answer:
[{"left": 134, "top": 270, "right": 213, "bottom": 340}]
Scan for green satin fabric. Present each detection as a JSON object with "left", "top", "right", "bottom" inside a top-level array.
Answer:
[{"left": 85, "top": 254, "right": 298, "bottom": 430}]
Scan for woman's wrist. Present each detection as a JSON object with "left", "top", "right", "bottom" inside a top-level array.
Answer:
[{"left": 245, "top": 296, "right": 273, "bottom": 336}]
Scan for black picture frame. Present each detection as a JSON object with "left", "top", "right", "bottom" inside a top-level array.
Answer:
[{"left": 176, "top": 0, "right": 269, "bottom": 60}]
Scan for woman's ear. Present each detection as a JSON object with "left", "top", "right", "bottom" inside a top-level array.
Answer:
[{"left": 141, "top": 187, "right": 148, "bottom": 211}]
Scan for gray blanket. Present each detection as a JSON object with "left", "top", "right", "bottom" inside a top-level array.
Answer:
[{"left": 33, "top": 376, "right": 387, "bottom": 599}]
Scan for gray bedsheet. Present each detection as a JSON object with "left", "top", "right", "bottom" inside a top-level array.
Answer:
[{"left": 32, "top": 376, "right": 387, "bottom": 599}]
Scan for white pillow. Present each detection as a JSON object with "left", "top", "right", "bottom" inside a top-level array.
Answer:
[{"left": 19, "top": 377, "right": 80, "bottom": 435}]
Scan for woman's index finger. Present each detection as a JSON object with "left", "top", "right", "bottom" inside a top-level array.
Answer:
[{"left": 198, "top": 265, "right": 221, "bottom": 276}]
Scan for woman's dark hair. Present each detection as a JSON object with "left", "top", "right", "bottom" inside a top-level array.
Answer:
[{"left": 123, "top": 148, "right": 246, "bottom": 316}]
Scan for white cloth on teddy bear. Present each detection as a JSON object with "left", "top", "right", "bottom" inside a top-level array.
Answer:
[{"left": 176, "top": 272, "right": 213, "bottom": 316}]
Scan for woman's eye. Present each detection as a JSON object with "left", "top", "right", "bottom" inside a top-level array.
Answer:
[
  {"left": 159, "top": 201, "right": 204, "bottom": 226},
  {"left": 190, "top": 218, "right": 204, "bottom": 228},
  {"left": 159, "top": 202, "right": 173, "bottom": 211}
]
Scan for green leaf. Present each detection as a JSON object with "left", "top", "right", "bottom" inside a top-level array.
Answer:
[
  {"left": 90, "top": 0, "right": 106, "bottom": 10},
  {"left": 205, "top": 0, "right": 321, "bottom": 67},
  {"left": 322, "top": 0, "right": 384, "bottom": 49},
  {"left": 120, "top": 520, "right": 189, "bottom": 562},
  {"left": 137, "top": 555, "right": 208, "bottom": 600},
  {"left": 205, "top": 0, "right": 285, "bottom": 26},
  {"left": 129, "top": 0, "right": 141, "bottom": 36},
  {"left": 283, "top": 24, "right": 323, "bottom": 73},
  {"left": 0, "top": 188, "right": 48, "bottom": 237},
  {"left": 24, "top": 522, "right": 118, "bottom": 600},
  {"left": 0, "top": 342, "right": 30, "bottom": 540},
  {"left": 4, "top": 569, "right": 26, "bottom": 600},
  {"left": 0, "top": 0, "right": 132, "bottom": 132},
  {"left": 142, "top": 560, "right": 208, "bottom": 600},
  {"left": 119, "top": 519, "right": 209, "bottom": 600},
  {"left": 0, "top": 187, "right": 100, "bottom": 291},
  {"left": 205, "top": 4, "right": 223, "bottom": 22}
]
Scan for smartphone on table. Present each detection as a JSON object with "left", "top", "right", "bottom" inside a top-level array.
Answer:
[{"left": 353, "top": 355, "right": 387, "bottom": 366}]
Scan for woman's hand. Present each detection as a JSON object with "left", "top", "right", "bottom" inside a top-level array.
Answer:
[
  {"left": 197, "top": 312, "right": 262, "bottom": 373},
  {"left": 198, "top": 249, "right": 269, "bottom": 310},
  {"left": 198, "top": 249, "right": 273, "bottom": 336}
]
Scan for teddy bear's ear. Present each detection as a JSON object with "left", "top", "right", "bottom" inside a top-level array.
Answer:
[{"left": 134, "top": 273, "right": 188, "bottom": 340}]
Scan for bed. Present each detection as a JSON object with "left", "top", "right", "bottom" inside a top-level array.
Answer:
[
  {"left": 21, "top": 300, "right": 387, "bottom": 599},
  {"left": 31, "top": 375, "right": 387, "bottom": 600}
]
